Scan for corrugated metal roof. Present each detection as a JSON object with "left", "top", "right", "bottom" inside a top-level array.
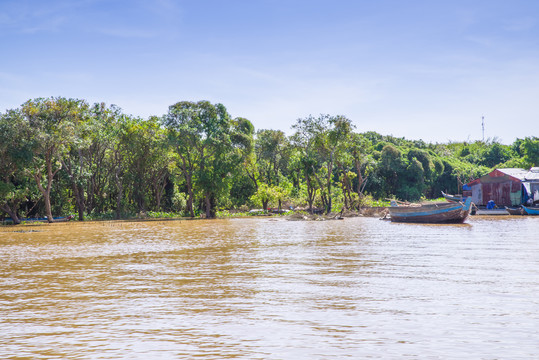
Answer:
[
  {"left": 497, "top": 168, "right": 529, "bottom": 181},
  {"left": 466, "top": 168, "right": 539, "bottom": 186},
  {"left": 525, "top": 167, "right": 539, "bottom": 181},
  {"left": 496, "top": 168, "right": 539, "bottom": 181}
]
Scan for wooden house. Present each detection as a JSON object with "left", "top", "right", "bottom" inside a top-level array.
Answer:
[{"left": 464, "top": 168, "right": 539, "bottom": 207}]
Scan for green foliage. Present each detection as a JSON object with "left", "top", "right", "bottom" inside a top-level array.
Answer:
[
  {"left": 358, "top": 195, "right": 390, "bottom": 208},
  {"left": 250, "top": 183, "right": 275, "bottom": 209},
  {"left": 165, "top": 101, "right": 254, "bottom": 218},
  {"left": 1, "top": 98, "right": 534, "bottom": 224},
  {"left": 146, "top": 211, "right": 185, "bottom": 219},
  {"left": 480, "top": 142, "right": 513, "bottom": 168},
  {"left": 519, "top": 137, "right": 539, "bottom": 167}
]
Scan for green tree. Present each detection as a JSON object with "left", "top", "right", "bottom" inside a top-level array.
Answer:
[
  {"left": 165, "top": 101, "right": 253, "bottom": 218},
  {"left": 21, "top": 97, "right": 89, "bottom": 222},
  {"left": 0, "top": 109, "right": 35, "bottom": 224},
  {"left": 83, "top": 104, "right": 115, "bottom": 215},
  {"left": 250, "top": 183, "right": 275, "bottom": 210},
  {"left": 520, "top": 137, "right": 539, "bottom": 167},
  {"left": 114, "top": 116, "right": 171, "bottom": 214},
  {"left": 379, "top": 144, "right": 404, "bottom": 198},
  {"left": 480, "top": 142, "right": 513, "bottom": 168},
  {"left": 349, "top": 133, "right": 370, "bottom": 198},
  {"left": 292, "top": 114, "right": 354, "bottom": 213},
  {"left": 255, "top": 129, "right": 290, "bottom": 186}
]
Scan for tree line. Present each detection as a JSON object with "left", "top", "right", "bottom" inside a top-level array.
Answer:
[{"left": 1, "top": 97, "right": 538, "bottom": 224}]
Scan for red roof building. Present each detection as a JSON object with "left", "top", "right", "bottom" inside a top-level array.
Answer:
[{"left": 465, "top": 168, "right": 539, "bottom": 207}]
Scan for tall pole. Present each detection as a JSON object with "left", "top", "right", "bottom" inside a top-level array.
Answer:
[{"left": 481, "top": 115, "right": 485, "bottom": 142}]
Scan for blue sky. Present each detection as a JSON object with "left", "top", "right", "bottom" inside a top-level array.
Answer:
[{"left": 1, "top": 0, "right": 538, "bottom": 143}]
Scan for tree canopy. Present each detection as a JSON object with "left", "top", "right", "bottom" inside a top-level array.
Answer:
[{"left": 1, "top": 97, "right": 536, "bottom": 222}]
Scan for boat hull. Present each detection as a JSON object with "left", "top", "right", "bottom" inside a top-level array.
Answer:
[
  {"left": 441, "top": 191, "right": 465, "bottom": 203},
  {"left": 2, "top": 216, "right": 72, "bottom": 224},
  {"left": 522, "top": 206, "right": 539, "bottom": 215},
  {"left": 473, "top": 209, "right": 508, "bottom": 215},
  {"left": 389, "top": 198, "right": 472, "bottom": 224},
  {"left": 505, "top": 206, "right": 524, "bottom": 215}
]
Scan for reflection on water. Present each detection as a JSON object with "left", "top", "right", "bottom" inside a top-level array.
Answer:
[{"left": 1, "top": 217, "right": 538, "bottom": 359}]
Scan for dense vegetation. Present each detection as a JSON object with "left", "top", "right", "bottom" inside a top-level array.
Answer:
[{"left": 1, "top": 97, "right": 538, "bottom": 224}]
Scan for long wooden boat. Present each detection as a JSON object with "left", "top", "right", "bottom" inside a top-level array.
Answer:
[
  {"left": 522, "top": 206, "right": 539, "bottom": 216},
  {"left": 389, "top": 197, "right": 472, "bottom": 223},
  {"left": 505, "top": 206, "right": 524, "bottom": 215},
  {"left": 441, "top": 191, "right": 465, "bottom": 203},
  {"left": 2, "top": 215, "right": 73, "bottom": 224}
]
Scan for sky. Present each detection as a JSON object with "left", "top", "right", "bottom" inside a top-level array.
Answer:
[{"left": 1, "top": 0, "right": 538, "bottom": 144}]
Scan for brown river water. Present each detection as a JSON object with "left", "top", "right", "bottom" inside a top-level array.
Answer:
[{"left": 1, "top": 216, "right": 538, "bottom": 359}]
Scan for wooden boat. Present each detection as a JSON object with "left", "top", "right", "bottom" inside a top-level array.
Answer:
[
  {"left": 522, "top": 206, "right": 539, "bottom": 215},
  {"left": 472, "top": 208, "right": 508, "bottom": 215},
  {"left": 2, "top": 215, "right": 73, "bottom": 224},
  {"left": 441, "top": 191, "right": 465, "bottom": 202},
  {"left": 505, "top": 206, "right": 524, "bottom": 215},
  {"left": 389, "top": 197, "right": 472, "bottom": 223}
]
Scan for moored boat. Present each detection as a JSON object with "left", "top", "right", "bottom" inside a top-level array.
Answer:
[
  {"left": 388, "top": 197, "right": 472, "bottom": 223},
  {"left": 521, "top": 206, "right": 539, "bottom": 215},
  {"left": 2, "top": 215, "right": 74, "bottom": 224},
  {"left": 472, "top": 208, "right": 508, "bottom": 215},
  {"left": 441, "top": 191, "right": 465, "bottom": 203},
  {"left": 505, "top": 206, "right": 524, "bottom": 215}
]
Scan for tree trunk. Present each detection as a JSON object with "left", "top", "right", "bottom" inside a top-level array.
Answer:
[
  {"left": 342, "top": 182, "right": 349, "bottom": 210},
  {"left": 321, "top": 193, "right": 328, "bottom": 214},
  {"left": 306, "top": 176, "right": 314, "bottom": 213},
  {"left": 61, "top": 159, "right": 86, "bottom": 221},
  {"left": 34, "top": 170, "right": 54, "bottom": 223},
  {"left": 43, "top": 191, "right": 53, "bottom": 223},
  {"left": 205, "top": 193, "right": 213, "bottom": 218},
  {"left": 177, "top": 151, "right": 196, "bottom": 218},
  {"left": 155, "top": 186, "right": 162, "bottom": 210},
  {"left": 342, "top": 171, "right": 353, "bottom": 210},
  {"left": 186, "top": 175, "right": 195, "bottom": 217},
  {"left": 115, "top": 171, "right": 123, "bottom": 220},
  {"left": 0, "top": 204, "right": 21, "bottom": 224},
  {"left": 326, "top": 155, "right": 333, "bottom": 214},
  {"left": 246, "top": 167, "right": 258, "bottom": 190},
  {"left": 74, "top": 184, "right": 85, "bottom": 221},
  {"left": 355, "top": 159, "right": 364, "bottom": 195}
]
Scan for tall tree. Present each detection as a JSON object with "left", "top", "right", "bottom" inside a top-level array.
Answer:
[
  {"left": 520, "top": 137, "right": 539, "bottom": 167},
  {"left": 255, "top": 129, "right": 290, "bottom": 186},
  {"left": 121, "top": 116, "right": 171, "bottom": 213},
  {"left": 0, "top": 110, "right": 35, "bottom": 224},
  {"left": 21, "top": 97, "right": 88, "bottom": 222},
  {"left": 85, "top": 103, "right": 123, "bottom": 215},
  {"left": 165, "top": 101, "right": 253, "bottom": 218},
  {"left": 292, "top": 114, "right": 354, "bottom": 213}
]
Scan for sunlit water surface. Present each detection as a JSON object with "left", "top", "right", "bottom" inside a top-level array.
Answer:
[{"left": 1, "top": 216, "right": 538, "bottom": 359}]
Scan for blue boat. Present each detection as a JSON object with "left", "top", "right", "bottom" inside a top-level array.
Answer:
[
  {"left": 521, "top": 206, "right": 539, "bottom": 216},
  {"left": 2, "top": 215, "right": 73, "bottom": 224},
  {"left": 389, "top": 197, "right": 473, "bottom": 223}
]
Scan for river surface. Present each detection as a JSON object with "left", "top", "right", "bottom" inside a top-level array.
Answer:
[{"left": 1, "top": 216, "right": 538, "bottom": 359}]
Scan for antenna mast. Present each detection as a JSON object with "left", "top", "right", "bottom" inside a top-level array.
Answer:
[{"left": 481, "top": 115, "right": 485, "bottom": 142}]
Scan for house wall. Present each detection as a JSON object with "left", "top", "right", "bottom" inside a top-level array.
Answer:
[
  {"left": 470, "top": 184, "right": 482, "bottom": 205},
  {"left": 481, "top": 181, "right": 520, "bottom": 206},
  {"left": 467, "top": 170, "right": 523, "bottom": 206}
]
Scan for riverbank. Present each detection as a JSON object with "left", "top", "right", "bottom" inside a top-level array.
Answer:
[{"left": 1, "top": 207, "right": 390, "bottom": 226}]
